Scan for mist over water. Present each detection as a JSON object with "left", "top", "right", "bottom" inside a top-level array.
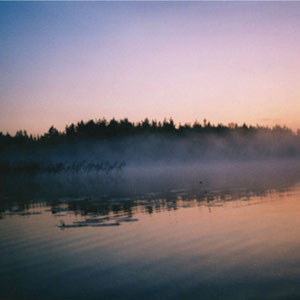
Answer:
[
  {"left": 1, "top": 129, "right": 300, "bottom": 199},
  {"left": 2, "top": 129, "right": 300, "bottom": 166}
]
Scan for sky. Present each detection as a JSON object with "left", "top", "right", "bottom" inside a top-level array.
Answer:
[{"left": 1, "top": 2, "right": 300, "bottom": 135}]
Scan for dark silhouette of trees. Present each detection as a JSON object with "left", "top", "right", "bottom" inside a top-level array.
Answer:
[
  {"left": 65, "top": 124, "right": 76, "bottom": 137},
  {"left": 0, "top": 117, "right": 299, "bottom": 153}
]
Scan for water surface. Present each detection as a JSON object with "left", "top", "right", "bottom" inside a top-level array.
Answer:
[{"left": 1, "top": 166, "right": 300, "bottom": 299}]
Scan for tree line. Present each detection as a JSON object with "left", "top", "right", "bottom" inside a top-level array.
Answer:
[{"left": 0, "top": 118, "right": 298, "bottom": 151}]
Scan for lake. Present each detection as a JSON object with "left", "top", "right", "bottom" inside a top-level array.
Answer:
[{"left": 1, "top": 162, "right": 300, "bottom": 299}]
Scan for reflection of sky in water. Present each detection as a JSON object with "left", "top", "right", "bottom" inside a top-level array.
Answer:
[{"left": 1, "top": 181, "right": 300, "bottom": 299}]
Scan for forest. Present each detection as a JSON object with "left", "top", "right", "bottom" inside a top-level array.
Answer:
[
  {"left": 1, "top": 118, "right": 300, "bottom": 176},
  {"left": 1, "top": 118, "right": 299, "bottom": 148}
]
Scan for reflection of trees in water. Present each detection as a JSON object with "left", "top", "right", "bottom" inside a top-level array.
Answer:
[
  {"left": 0, "top": 182, "right": 297, "bottom": 223},
  {"left": 3, "top": 161, "right": 300, "bottom": 200},
  {"left": 1, "top": 159, "right": 300, "bottom": 223},
  {"left": 0, "top": 161, "right": 126, "bottom": 176}
]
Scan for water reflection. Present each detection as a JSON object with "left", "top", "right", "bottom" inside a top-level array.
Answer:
[
  {"left": 0, "top": 177, "right": 299, "bottom": 229},
  {"left": 1, "top": 163, "right": 300, "bottom": 299}
]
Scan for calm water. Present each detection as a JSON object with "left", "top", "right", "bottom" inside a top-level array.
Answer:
[{"left": 1, "top": 166, "right": 300, "bottom": 299}]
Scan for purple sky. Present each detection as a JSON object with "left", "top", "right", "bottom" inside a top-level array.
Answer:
[{"left": 1, "top": 2, "right": 300, "bottom": 134}]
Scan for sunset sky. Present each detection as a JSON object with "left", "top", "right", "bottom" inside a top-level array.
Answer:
[{"left": 1, "top": 2, "right": 300, "bottom": 135}]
